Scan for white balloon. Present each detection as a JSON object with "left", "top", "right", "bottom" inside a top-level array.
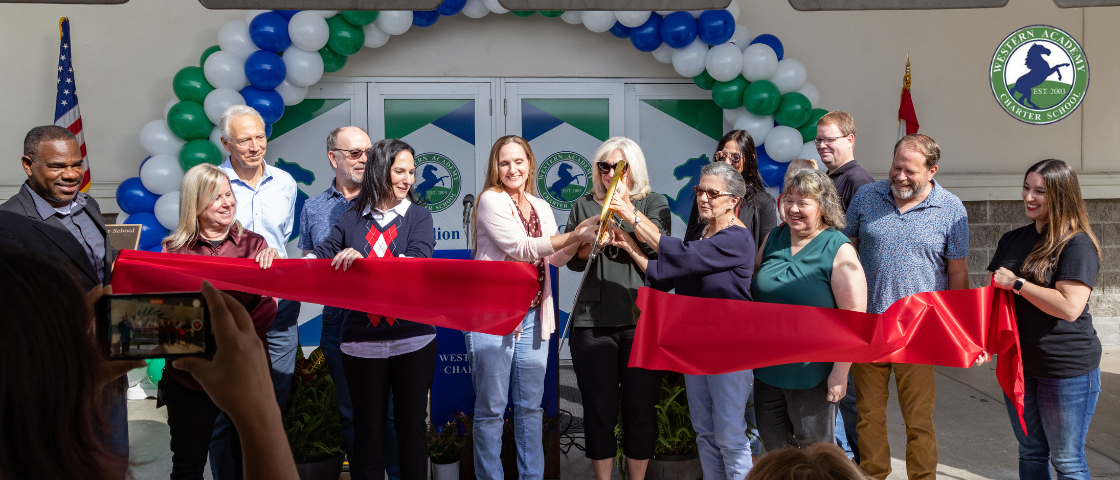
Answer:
[
  {"left": 798, "top": 141, "right": 822, "bottom": 163},
  {"left": 581, "top": 11, "right": 616, "bottom": 33},
  {"left": 688, "top": 10, "right": 703, "bottom": 17},
  {"left": 560, "top": 10, "right": 582, "bottom": 24},
  {"left": 288, "top": 11, "right": 330, "bottom": 51},
  {"left": 363, "top": 22, "right": 391, "bottom": 48},
  {"left": 615, "top": 11, "right": 651, "bottom": 28},
  {"left": 733, "top": 112, "right": 773, "bottom": 144},
  {"left": 209, "top": 126, "right": 227, "bottom": 155},
  {"left": 375, "top": 11, "right": 413, "bottom": 35},
  {"left": 772, "top": 59, "right": 808, "bottom": 94},
  {"left": 655, "top": 10, "right": 673, "bottom": 15},
  {"left": 140, "top": 154, "right": 185, "bottom": 195},
  {"left": 163, "top": 98, "right": 178, "bottom": 120},
  {"left": 797, "top": 82, "right": 820, "bottom": 109},
  {"left": 727, "top": 24, "right": 751, "bottom": 51},
  {"left": 139, "top": 120, "right": 186, "bottom": 156},
  {"left": 116, "top": 212, "right": 130, "bottom": 225},
  {"left": 154, "top": 191, "right": 181, "bottom": 230},
  {"left": 705, "top": 43, "right": 744, "bottom": 82},
  {"left": 741, "top": 43, "right": 778, "bottom": 82},
  {"left": 482, "top": 0, "right": 508, "bottom": 13},
  {"left": 672, "top": 38, "right": 709, "bottom": 78},
  {"left": 275, "top": 79, "right": 308, "bottom": 106},
  {"left": 310, "top": 10, "right": 338, "bottom": 18},
  {"left": 203, "top": 51, "right": 248, "bottom": 90},
  {"left": 282, "top": 46, "right": 325, "bottom": 87},
  {"left": 726, "top": 0, "right": 741, "bottom": 22},
  {"left": 462, "top": 0, "right": 490, "bottom": 18},
  {"left": 218, "top": 20, "right": 257, "bottom": 60},
  {"left": 764, "top": 126, "right": 803, "bottom": 163},
  {"left": 245, "top": 10, "right": 269, "bottom": 24},
  {"left": 651, "top": 43, "right": 674, "bottom": 63},
  {"left": 204, "top": 88, "right": 246, "bottom": 125},
  {"left": 724, "top": 107, "right": 746, "bottom": 124}
]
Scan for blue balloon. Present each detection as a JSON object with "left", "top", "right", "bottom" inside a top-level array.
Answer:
[
  {"left": 413, "top": 10, "right": 439, "bottom": 27},
  {"left": 609, "top": 21, "right": 631, "bottom": 39},
  {"left": 244, "top": 50, "right": 286, "bottom": 90},
  {"left": 265, "top": 123, "right": 274, "bottom": 139},
  {"left": 697, "top": 9, "right": 735, "bottom": 45},
  {"left": 272, "top": 10, "right": 298, "bottom": 20},
  {"left": 128, "top": 212, "right": 169, "bottom": 251},
  {"left": 138, "top": 155, "right": 151, "bottom": 175},
  {"left": 436, "top": 0, "right": 466, "bottom": 16},
  {"left": 115, "top": 177, "right": 159, "bottom": 215},
  {"left": 147, "top": 244, "right": 164, "bottom": 253},
  {"left": 630, "top": 13, "right": 663, "bottom": 52},
  {"left": 756, "top": 145, "right": 789, "bottom": 189},
  {"left": 249, "top": 12, "right": 291, "bottom": 52},
  {"left": 750, "top": 34, "right": 784, "bottom": 61},
  {"left": 240, "top": 86, "right": 285, "bottom": 124},
  {"left": 660, "top": 12, "right": 698, "bottom": 49}
]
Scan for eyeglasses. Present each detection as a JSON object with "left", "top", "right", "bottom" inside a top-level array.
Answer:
[
  {"left": 814, "top": 135, "right": 847, "bottom": 146},
  {"left": 694, "top": 186, "right": 734, "bottom": 199},
  {"left": 596, "top": 161, "right": 629, "bottom": 174},
  {"left": 714, "top": 151, "right": 742, "bottom": 165},
  {"left": 331, "top": 148, "right": 368, "bottom": 160}
]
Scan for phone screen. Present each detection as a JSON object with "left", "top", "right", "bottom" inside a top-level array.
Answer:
[{"left": 98, "top": 293, "right": 212, "bottom": 359}]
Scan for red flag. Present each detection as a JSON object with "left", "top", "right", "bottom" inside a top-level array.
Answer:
[{"left": 898, "top": 56, "right": 919, "bottom": 139}]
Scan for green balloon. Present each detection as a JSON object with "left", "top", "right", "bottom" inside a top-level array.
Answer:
[
  {"left": 146, "top": 358, "right": 165, "bottom": 385},
  {"left": 512, "top": 10, "right": 537, "bottom": 17},
  {"left": 319, "top": 46, "right": 348, "bottom": 73},
  {"left": 342, "top": 10, "right": 379, "bottom": 26},
  {"left": 179, "top": 139, "right": 223, "bottom": 171},
  {"left": 693, "top": 70, "right": 716, "bottom": 90},
  {"left": 199, "top": 45, "right": 220, "bottom": 67},
  {"left": 774, "top": 92, "right": 813, "bottom": 128},
  {"left": 540, "top": 10, "right": 564, "bottom": 17},
  {"left": 711, "top": 75, "right": 749, "bottom": 110},
  {"left": 798, "top": 108, "right": 829, "bottom": 143},
  {"left": 744, "top": 80, "right": 781, "bottom": 116},
  {"left": 326, "top": 15, "right": 365, "bottom": 56},
  {"left": 172, "top": 66, "right": 214, "bottom": 104},
  {"left": 167, "top": 101, "right": 213, "bottom": 141}
]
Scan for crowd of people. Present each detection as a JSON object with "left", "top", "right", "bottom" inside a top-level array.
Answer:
[{"left": 0, "top": 103, "right": 1104, "bottom": 480}]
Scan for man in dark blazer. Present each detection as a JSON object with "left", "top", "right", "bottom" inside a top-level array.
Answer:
[{"left": 0, "top": 125, "right": 127, "bottom": 478}]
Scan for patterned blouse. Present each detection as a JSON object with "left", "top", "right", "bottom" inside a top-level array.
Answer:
[{"left": 518, "top": 204, "right": 546, "bottom": 308}]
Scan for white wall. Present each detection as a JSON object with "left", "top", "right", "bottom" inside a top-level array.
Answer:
[{"left": 1, "top": 0, "right": 1117, "bottom": 212}]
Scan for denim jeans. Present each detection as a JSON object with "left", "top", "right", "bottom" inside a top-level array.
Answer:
[
  {"left": 754, "top": 378, "right": 836, "bottom": 452},
  {"left": 465, "top": 308, "right": 548, "bottom": 480},
  {"left": 1004, "top": 367, "right": 1101, "bottom": 480},
  {"left": 685, "top": 370, "right": 754, "bottom": 480},
  {"left": 835, "top": 373, "right": 859, "bottom": 461}
]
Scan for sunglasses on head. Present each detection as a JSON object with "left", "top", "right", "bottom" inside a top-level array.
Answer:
[
  {"left": 714, "top": 151, "right": 743, "bottom": 165},
  {"left": 596, "top": 161, "right": 629, "bottom": 174}
]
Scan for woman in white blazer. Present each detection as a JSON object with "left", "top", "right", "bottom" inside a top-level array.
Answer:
[{"left": 469, "top": 135, "right": 598, "bottom": 480}]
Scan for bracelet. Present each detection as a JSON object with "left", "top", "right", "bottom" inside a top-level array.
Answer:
[{"left": 631, "top": 207, "right": 642, "bottom": 226}]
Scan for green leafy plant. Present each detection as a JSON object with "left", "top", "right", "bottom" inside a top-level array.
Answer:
[
  {"left": 427, "top": 420, "right": 466, "bottom": 464},
  {"left": 654, "top": 374, "right": 698, "bottom": 456},
  {"left": 282, "top": 347, "right": 344, "bottom": 461}
]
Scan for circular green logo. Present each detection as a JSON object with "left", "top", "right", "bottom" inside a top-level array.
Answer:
[
  {"left": 413, "top": 153, "right": 462, "bottom": 213},
  {"left": 990, "top": 25, "right": 1088, "bottom": 125},
  {"left": 536, "top": 151, "right": 592, "bottom": 210}
]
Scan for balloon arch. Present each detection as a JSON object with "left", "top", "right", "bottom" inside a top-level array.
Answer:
[{"left": 115, "top": 0, "right": 828, "bottom": 251}]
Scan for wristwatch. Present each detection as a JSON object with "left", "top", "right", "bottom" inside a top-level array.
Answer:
[
  {"left": 631, "top": 207, "right": 642, "bottom": 226},
  {"left": 1012, "top": 278, "right": 1025, "bottom": 295}
]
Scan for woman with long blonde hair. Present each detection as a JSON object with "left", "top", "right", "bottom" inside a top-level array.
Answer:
[{"left": 988, "top": 159, "right": 1102, "bottom": 480}]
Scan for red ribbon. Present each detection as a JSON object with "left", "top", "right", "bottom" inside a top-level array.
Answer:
[
  {"left": 110, "top": 250, "right": 537, "bottom": 336},
  {"left": 629, "top": 285, "right": 1027, "bottom": 432}
]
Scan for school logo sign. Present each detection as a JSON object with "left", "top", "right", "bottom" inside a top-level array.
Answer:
[
  {"left": 413, "top": 153, "right": 462, "bottom": 213},
  {"left": 537, "top": 151, "right": 592, "bottom": 210},
  {"left": 990, "top": 25, "right": 1088, "bottom": 125}
]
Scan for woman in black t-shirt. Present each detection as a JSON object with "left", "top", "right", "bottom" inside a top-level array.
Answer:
[{"left": 987, "top": 159, "right": 1102, "bottom": 480}]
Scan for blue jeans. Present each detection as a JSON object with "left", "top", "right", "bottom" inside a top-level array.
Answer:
[
  {"left": 685, "top": 370, "right": 754, "bottom": 480},
  {"left": 744, "top": 391, "right": 761, "bottom": 456},
  {"left": 835, "top": 374, "right": 859, "bottom": 461},
  {"left": 1004, "top": 367, "right": 1101, "bottom": 480},
  {"left": 465, "top": 308, "right": 548, "bottom": 480}
]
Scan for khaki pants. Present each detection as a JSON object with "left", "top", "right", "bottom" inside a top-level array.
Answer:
[{"left": 852, "top": 363, "right": 938, "bottom": 480}]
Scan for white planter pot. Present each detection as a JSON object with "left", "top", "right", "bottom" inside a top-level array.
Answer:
[{"left": 431, "top": 460, "right": 459, "bottom": 480}]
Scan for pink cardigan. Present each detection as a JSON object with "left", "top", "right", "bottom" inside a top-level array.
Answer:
[{"left": 473, "top": 189, "right": 575, "bottom": 339}]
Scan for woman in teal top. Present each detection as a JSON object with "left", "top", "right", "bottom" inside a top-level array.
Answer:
[{"left": 750, "top": 169, "right": 867, "bottom": 453}]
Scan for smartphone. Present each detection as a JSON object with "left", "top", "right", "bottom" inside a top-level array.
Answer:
[{"left": 96, "top": 292, "right": 215, "bottom": 360}]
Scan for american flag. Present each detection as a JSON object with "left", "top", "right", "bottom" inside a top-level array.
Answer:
[{"left": 56, "top": 17, "right": 91, "bottom": 193}]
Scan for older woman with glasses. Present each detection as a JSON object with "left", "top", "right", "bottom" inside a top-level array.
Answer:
[
  {"left": 688, "top": 129, "right": 777, "bottom": 252},
  {"left": 608, "top": 161, "right": 757, "bottom": 479}
]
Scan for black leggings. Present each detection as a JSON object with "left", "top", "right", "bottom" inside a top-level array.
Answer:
[
  {"left": 342, "top": 339, "right": 437, "bottom": 480},
  {"left": 162, "top": 377, "right": 243, "bottom": 480},
  {"left": 570, "top": 326, "right": 664, "bottom": 460}
]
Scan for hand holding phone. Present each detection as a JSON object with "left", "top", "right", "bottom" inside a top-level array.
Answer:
[{"left": 96, "top": 291, "right": 215, "bottom": 360}]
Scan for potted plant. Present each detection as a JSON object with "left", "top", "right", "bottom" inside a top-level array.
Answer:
[
  {"left": 647, "top": 374, "right": 701, "bottom": 480},
  {"left": 428, "top": 420, "right": 465, "bottom": 480},
  {"left": 454, "top": 411, "right": 476, "bottom": 480},
  {"left": 283, "top": 347, "right": 345, "bottom": 480}
]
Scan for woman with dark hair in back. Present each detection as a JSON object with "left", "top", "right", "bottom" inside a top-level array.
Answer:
[
  {"left": 688, "top": 129, "right": 778, "bottom": 250},
  {"left": 310, "top": 139, "right": 437, "bottom": 480},
  {"left": 988, "top": 159, "right": 1103, "bottom": 480}
]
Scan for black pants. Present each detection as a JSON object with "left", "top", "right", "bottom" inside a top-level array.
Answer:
[
  {"left": 570, "top": 326, "right": 664, "bottom": 460},
  {"left": 754, "top": 378, "right": 836, "bottom": 454},
  {"left": 162, "top": 377, "right": 243, "bottom": 480},
  {"left": 342, "top": 339, "right": 437, "bottom": 480}
]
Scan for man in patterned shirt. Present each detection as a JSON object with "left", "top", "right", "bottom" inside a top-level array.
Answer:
[{"left": 842, "top": 134, "right": 969, "bottom": 480}]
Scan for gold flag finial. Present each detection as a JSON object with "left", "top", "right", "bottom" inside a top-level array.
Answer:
[{"left": 902, "top": 55, "right": 912, "bottom": 90}]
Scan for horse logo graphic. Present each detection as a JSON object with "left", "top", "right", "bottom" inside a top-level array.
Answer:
[
  {"left": 537, "top": 151, "right": 592, "bottom": 210},
  {"left": 412, "top": 153, "right": 462, "bottom": 213},
  {"left": 991, "top": 25, "right": 1088, "bottom": 125},
  {"left": 664, "top": 154, "right": 709, "bottom": 223}
]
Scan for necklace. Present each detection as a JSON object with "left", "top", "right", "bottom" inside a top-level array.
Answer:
[{"left": 701, "top": 215, "right": 734, "bottom": 239}]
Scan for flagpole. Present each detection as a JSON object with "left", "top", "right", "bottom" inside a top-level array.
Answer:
[{"left": 899, "top": 55, "right": 911, "bottom": 140}]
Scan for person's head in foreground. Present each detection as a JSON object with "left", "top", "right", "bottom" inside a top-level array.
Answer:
[{"left": 747, "top": 443, "right": 869, "bottom": 480}]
